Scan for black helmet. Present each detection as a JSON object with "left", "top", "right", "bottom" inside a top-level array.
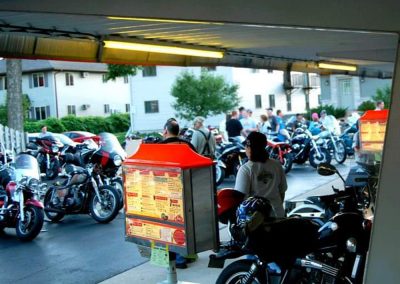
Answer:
[{"left": 236, "top": 196, "right": 273, "bottom": 229}]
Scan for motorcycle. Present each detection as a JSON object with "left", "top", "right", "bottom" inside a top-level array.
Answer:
[
  {"left": 318, "top": 129, "right": 347, "bottom": 164},
  {"left": 286, "top": 163, "right": 376, "bottom": 223},
  {"left": 0, "top": 154, "right": 45, "bottom": 241},
  {"left": 211, "top": 193, "right": 371, "bottom": 284},
  {"left": 340, "top": 123, "right": 358, "bottom": 157},
  {"left": 215, "top": 138, "right": 247, "bottom": 186},
  {"left": 43, "top": 134, "right": 122, "bottom": 223},
  {"left": 34, "top": 134, "right": 64, "bottom": 179},
  {"left": 265, "top": 138, "right": 293, "bottom": 174},
  {"left": 290, "top": 127, "right": 331, "bottom": 168}
]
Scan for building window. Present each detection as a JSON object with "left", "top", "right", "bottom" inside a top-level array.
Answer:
[
  {"left": 255, "top": 95, "right": 262, "bottom": 109},
  {"left": 309, "top": 74, "right": 320, "bottom": 87},
  {"left": 142, "top": 66, "right": 157, "bottom": 77},
  {"left": 291, "top": 73, "right": 304, "bottom": 86},
  {"left": 251, "top": 68, "right": 259, "bottom": 73},
  {"left": 67, "top": 105, "right": 76, "bottom": 115},
  {"left": 65, "top": 73, "right": 74, "bottom": 86},
  {"left": 125, "top": 104, "right": 130, "bottom": 113},
  {"left": 269, "top": 94, "right": 275, "bottom": 108},
  {"left": 318, "top": 94, "right": 321, "bottom": 105},
  {"left": 268, "top": 69, "right": 273, "bottom": 73},
  {"left": 286, "top": 94, "right": 292, "bottom": 112},
  {"left": 305, "top": 93, "right": 310, "bottom": 111},
  {"left": 0, "top": 76, "right": 6, "bottom": 90},
  {"left": 124, "top": 76, "right": 129, "bottom": 84},
  {"left": 102, "top": 74, "right": 107, "bottom": 83},
  {"left": 32, "top": 106, "right": 50, "bottom": 120},
  {"left": 201, "top": 66, "right": 216, "bottom": 72},
  {"left": 144, "top": 100, "right": 159, "bottom": 113},
  {"left": 104, "top": 104, "right": 110, "bottom": 114},
  {"left": 32, "top": 73, "right": 45, "bottom": 88}
]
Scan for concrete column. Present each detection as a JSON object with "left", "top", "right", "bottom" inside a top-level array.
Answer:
[{"left": 365, "top": 38, "right": 400, "bottom": 283}]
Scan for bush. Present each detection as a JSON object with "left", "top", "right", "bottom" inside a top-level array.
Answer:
[
  {"left": 24, "top": 120, "right": 42, "bottom": 133},
  {"left": 357, "top": 100, "right": 376, "bottom": 112},
  {"left": 60, "top": 116, "right": 88, "bottom": 132},
  {"left": 42, "top": 117, "right": 67, "bottom": 133},
  {"left": 308, "top": 104, "right": 347, "bottom": 120},
  {"left": 105, "top": 114, "right": 130, "bottom": 133}
]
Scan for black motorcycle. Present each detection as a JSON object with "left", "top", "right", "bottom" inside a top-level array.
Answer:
[
  {"left": 33, "top": 134, "right": 64, "bottom": 180},
  {"left": 211, "top": 195, "right": 371, "bottom": 284},
  {"left": 290, "top": 127, "right": 331, "bottom": 168},
  {"left": 43, "top": 134, "right": 122, "bottom": 223},
  {"left": 215, "top": 138, "right": 247, "bottom": 185}
]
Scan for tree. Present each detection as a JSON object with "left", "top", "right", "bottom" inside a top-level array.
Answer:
[
  {"left": 6, "top": 59, "right": 23, "bottom": 131},
  {"left": 171, "top": 71, "right": 240, "bottom": 121},
  {"left": 373, "top": 85, "right": 391, "bottom": 108},
  {"left": 105, "top": 64, "right": 139, "bottom": 81}
]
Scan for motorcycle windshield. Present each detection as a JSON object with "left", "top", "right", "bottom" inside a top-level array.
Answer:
[
  {"left": 322, "top": 115, "right": 340, "bottom": 134},
  {"left": 52, "top": 133, "right": 76, "bottom": 147},
  {"left": 12, "top": 154, "right": 41, "bottom": 182},
  {"left": 40, "top": 133, "right": 64, "bottom": 148},
  {"left": 98, "top": 132, "right": 127, "bottom": 159}
]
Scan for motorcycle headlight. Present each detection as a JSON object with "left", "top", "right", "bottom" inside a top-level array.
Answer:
[
  {"left": 346, "top": 237, "right": 357, "bottom": 253},
  {"left": 113, "top": 155, "right": 123, "bottom": 166},
  {"left": 52, "top": 146, "right": 59, "bottom": 152},
  {"left": 28, "top": 178, "right": 40, "bottom": 190}
]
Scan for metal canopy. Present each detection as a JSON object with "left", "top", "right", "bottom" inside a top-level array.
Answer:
[{"left": 0, "top": 0, "right": 398, "bottom": 78}]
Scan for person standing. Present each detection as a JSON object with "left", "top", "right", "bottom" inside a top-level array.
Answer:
[
  {"left": 258, "top": 114, "right": 271, "bottom": 136},
  {"left": 234, "top": 132, "right": 287, "bottom": 218},
  {"left": 191, "top": 116, "right": 216, "bottom": 158},
  {"left": 226, "top": 110, "right": 244, "bottom": 141},
  {"left": 240, "top": 109, "right": 258, "bottom": 137},
  {"left": 276, "top": 110, "right": 289, "bottom": 142},
  {"left": 375, "top": 100, "right": 385, "bottom": 110},
  {"left": 266, "top": 108, "right": 278, "bottom": 133}
]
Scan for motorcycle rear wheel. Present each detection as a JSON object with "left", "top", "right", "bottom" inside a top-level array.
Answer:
[
  {"left": 16, "top": 205, "right": 44, "bottom": 241},
  {"left": 216, "top": 259, "right": 266, "bottom": 284},
  {"left": 90, "top": 185, "right": 119, "bottom": 223},
  {"left": 44, "top": 189, "right": 65, "bottom": 222}
]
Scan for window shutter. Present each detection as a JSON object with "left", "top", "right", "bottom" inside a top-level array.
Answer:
[
  {"left": 29, "top": 75, "right": 33, "bottom": 88},
  {"left": 46, "top": 105, "right": 50, "bottom": 118},
  {"left": 44, "top": 72, "right": 49, "bottom": 87},
  {"left": 29, "top": 107, "right": 35, "bottom": 119}
]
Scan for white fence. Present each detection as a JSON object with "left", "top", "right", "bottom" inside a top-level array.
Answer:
[{"left": 0, "top": 124, "right": 28, "bottom": 154}]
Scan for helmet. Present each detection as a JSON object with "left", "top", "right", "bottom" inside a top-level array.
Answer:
[
  {"left": 236, "top": 196, "right": 273, "bottom": 228},
  {"left": 217, "top": 188, "right": 244, "bottom": 224}
]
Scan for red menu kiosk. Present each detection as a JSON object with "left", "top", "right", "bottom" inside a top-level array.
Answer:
[{"left": 122, "top": 143, "right": 219, "bottom": 259}]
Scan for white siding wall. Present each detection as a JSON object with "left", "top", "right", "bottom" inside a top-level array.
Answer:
[{"left": 55, "top": 72, "right": 130, "bottom": 117}]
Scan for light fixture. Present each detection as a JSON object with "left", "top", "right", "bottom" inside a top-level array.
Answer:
[
  {"left": 318, "top": 62, "right": 357, "bottom": 72},
  {"left": 103, "top": 40, "right": 224, "bottom": 59}
]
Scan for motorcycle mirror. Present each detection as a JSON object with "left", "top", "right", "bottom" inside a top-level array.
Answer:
[{"left": 317, "top": 163, "right": 337, "bottom": 176}]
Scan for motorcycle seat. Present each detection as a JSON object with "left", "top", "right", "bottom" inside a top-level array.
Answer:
[{"left": 65, "top": 164, "right": 87, "bottom": 175}]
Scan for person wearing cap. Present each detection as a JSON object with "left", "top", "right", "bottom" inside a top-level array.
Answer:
[
  {"left": 234, "top": 132, "right": 287, "bottom": 218},
  {"left": 240, "top": 109, "right": 258, "bottom": 137},
  {"left": 309, "top": 112, "right": 323, "bottom": 135},
  {"left": 191, "top": 116, "right": 216, "bottom": 158}
]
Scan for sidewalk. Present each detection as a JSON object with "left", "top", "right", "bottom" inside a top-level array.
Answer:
[{"left": 101, "top": 177, "right": 344, "bottom": 284}]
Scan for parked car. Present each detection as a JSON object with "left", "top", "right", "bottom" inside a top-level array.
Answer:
[{"left": 63, "top": 131, "right": 100, "bottom": 144}]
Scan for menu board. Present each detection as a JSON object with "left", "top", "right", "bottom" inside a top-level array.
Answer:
[
  {"left": 126, "top": 218, "right": 186, "bottom": 247},
  {"left": 360, "top": 121, "right": 387, "bottom": 152},
  {"left": 124, "top": 166, "right": 184, "bottom": 224}
]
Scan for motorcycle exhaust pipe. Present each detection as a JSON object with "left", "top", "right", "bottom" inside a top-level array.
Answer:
[{"left": 295, "top": 258, "right": 339, "bottom": 277}]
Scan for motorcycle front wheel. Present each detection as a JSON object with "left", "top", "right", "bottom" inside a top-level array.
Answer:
[
  {"left": 309, "top": 147, "right": 332, "bottom": 168},
  {"left": 90, "top": 185, "right": 119, "bottom": 223},
  {"left": 215, "top": 166, "right": 225, "bottom": 186},
  {"left": 216, "top": 260, "right": 266, "bottom": 284},
  {"left": 282, "top": 153, "right": 293, "bottom": 174},
  {"left": 43, "top": 189, "right": 65, "bottom": 222},
  {"left": 46, "top": 159, "right": 60, "bottom": 180},
  {"left": 111, "top": 177, "right": 124, "bottom": 210},
  {"left": 16, "top": 205, "right": 44, "bottom": 241},
  {"left": 332, "top": 140, "right": 347, "bottom": 164}
]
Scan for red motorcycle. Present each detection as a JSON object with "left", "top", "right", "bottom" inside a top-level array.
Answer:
[
  {"left": 0, "top": 154, "right": 44, "bottom": 241},
  {"left": 266, "top": 140, "right": 293, "bottom": 174}
]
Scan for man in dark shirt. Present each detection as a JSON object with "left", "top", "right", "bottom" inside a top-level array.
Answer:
[
  {"left": 226, "top": 110, "right": 244, "bottom": 139},
  {"left": 267, "top": 107, "right": 278, "bottom": 133},
  {"left": 159, "top": 118, "right": 196, "bottom": 152}
]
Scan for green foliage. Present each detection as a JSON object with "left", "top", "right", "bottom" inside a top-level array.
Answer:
[
  {"left": 308, "top": 104, "right": 347, "bottom": 120},
  {"left": 105, "top": 64, "right": 140, "bottom": 81},
  {"left": 372, "top": 85, "right": 391, "bottom": 108},
  {"left": 171, "top": 71, "right": 240, "bottom": 120},
  {"left": 357, "top": 100, "right": 376, "bottom": 112},
  {"left": 24, "top": 113, "right": 131, "bottom": 134},
  {"left": 0, "top": 105, "right": 7, "bottom": 125},
  {"left": 0, "top": 93, "right": 32, "bottom": 125}
]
